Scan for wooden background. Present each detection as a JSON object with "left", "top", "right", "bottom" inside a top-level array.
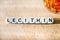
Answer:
[{"left": 0, "top": 0, "right": 60, "bottom": 40}]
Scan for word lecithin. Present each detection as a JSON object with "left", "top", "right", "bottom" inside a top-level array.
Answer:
[{"left": 6, "top": 17, "right": 54, "bottom": 24}]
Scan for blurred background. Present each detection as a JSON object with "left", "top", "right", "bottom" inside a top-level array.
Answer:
[{"left": 0, "top": 0, "right": 60, "bottom": 40}]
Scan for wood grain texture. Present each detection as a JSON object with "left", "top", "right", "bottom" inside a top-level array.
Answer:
[{"left": 0, "top": 0, "right": 60, "bottom": 40}]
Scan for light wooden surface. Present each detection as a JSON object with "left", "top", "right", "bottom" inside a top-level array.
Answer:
[{"left": 0, "top": 0, "right": 60, "bottom": 40}]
